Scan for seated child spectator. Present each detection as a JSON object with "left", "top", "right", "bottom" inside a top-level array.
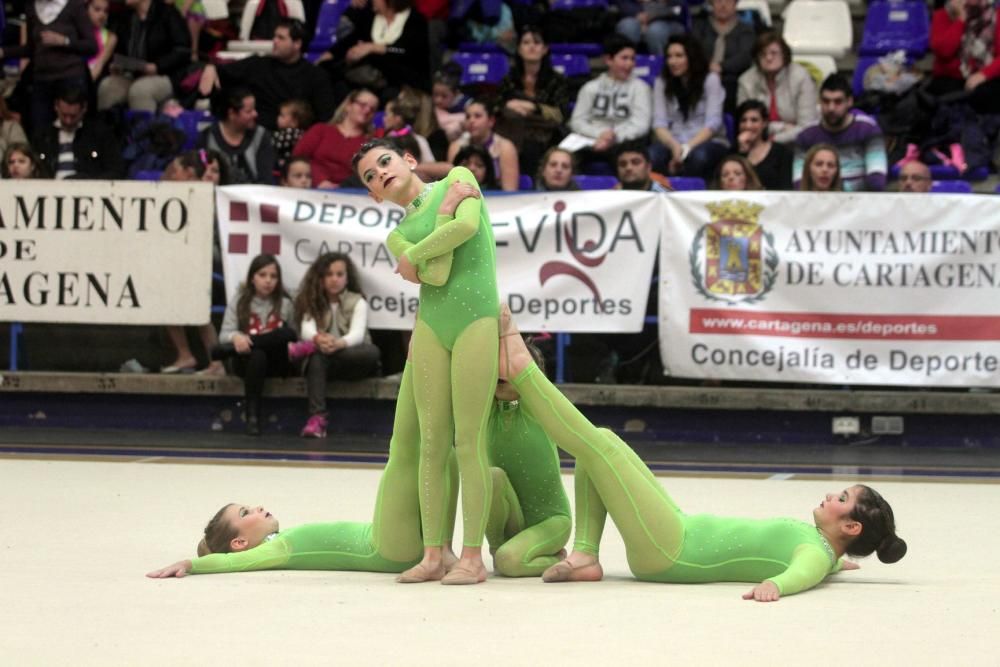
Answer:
[
  {"left": 295, "top": 252, "right": 382, "bottom": 439},
  {"left": 794, "top": 74, "right": 886, "bottom": 192},
  {"left": 280, "top": 156, "right": 313, "bottom": 188},
  {"left": 2, "top": 143, "right": 46, "bottom": 179},
  {"left": 652, "top": 34, "right": 729, "bottom": 180},
  {"left": 273, "top": 99, "right": 313, "bottom": 173},
  {"left": 216, "top": 253, "right": 301, "bottom": 436},
  {"left": 535, "top": 147, "right": 579, "bottom": 191},
  {"left": 798, "top": 144, "right": 842, "bottom": 192},
  {"left": 383, "top": 94, "right": 435, "bottom": 162},
  {"left": 293, "top": 88, "right": 378, "bottom": 188},
  {"left": 447, "top": 98, "right": 520, "bottom": 191},
  {"left": 87, "top": 0, "right": 116, "bottom": 82},
  {"left": 713, "top": 154, "right": 762, "bottom": 190},
  {"left": 453, "top": 143, "right": 500, "bottom": 190},
  {"left": 0, "top": 97, "right": 29, "bottom": 160},
  {"left": 567, "top": 35, "right": 652, "bottom": 162},
  {"left": 431, "top": 63, "right": 467, "bottom": 144},
  {"left": 201, "top": 148, "right": 230, "bottom": 185}
]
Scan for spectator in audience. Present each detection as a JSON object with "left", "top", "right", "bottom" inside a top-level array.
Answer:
[
  {"left": 280, "top": 155, "right": 313, "bottom": 187},
  {"left": 174, "top": 0, "right": 207, "bottom": 62},
  {"left": 616, "top": 0, "right": 685, "bottom": 57},
  {"left": 898, "top": 160, "right": 933, "bottom": 193},
  {"left": 87, "top": 0, "right": 116, "bottom": 83},
  {"left": 691, "top": 0, "right": 754, "bottom": 113},
  {"left": 97, "top": 0, "right": 190, "bottom": 112},
  {"left": 293, "top": 88, "right": 378, "bottom": 188},
  {"left": 199, "top": 19, "right": 336, "bottom": 130},
  {"left": 614, "top": 141, "right": 671, "bottom": 192},
  {"left": 0, "top": 0, "right": 97, "bottom": 134},
  {"left": 2, "top": 143, "right": 47, "bottom": 179},
  {"left": 798, "top": 144, "right": 842, "bottom": 192},
  {"left": 652, "top": 34, "right": 729, "bottom": 180},
  {"left": 431, "top": 63, "right": 467, "bottom": 144},
  {"left": 202, "top": 148, "right": 230, "bottom": 185},
  {"left": 736, "top": 32, "right": 818, "bottom": 144},
  {"left": 535, "top": 147, "right": 579, "bottom": 191},
  {"left": 216, "top": 253, "right": 299, "bottom": 435},
  {"left": 200, "top": 87, "right": 275, "bottom": 185},
  {"left": 568, "top": 35, "right": 652, "bottom": 161},
  {"left": 497, "top": 26, "right": 572, "bottom": 178},
  {"left": 714, "top": 154, "right": 762, "bottom": 190},
  {"left": 453, "top": 143, "right": 499, "bottom": 190},
  {"left": 318, "top": 0, "right": 431, "bottom": 104},
  {"left": 294, "top": 252, "right": 382, "bottom": 439},
  {"left": 34, "top": 85, "right": 124, "bottom": 179},
  {"left": 736, "top": 99, "right": 792, "bottom": 190},
  {"left": 383, "top": 93, "right": 434, "bottom": 162},
  {"left": 794, "top": 74, "right": 886, "bottom": 192},
  {"left": 0, "top": 97, "right": 29, "bottom": 160},
  {"left": 461, "top": 0, "right": 516, "bottom": 54},
  {"left": 928, "top": 0, "right": 1000, "bottom": 112},
  {"left": 447, "top": 98, "right": 520, "bottom": 191},
  {"left": 273, "top": 98, "right": 313, "bottom": 173},
  {"left": 160, "top": 155, "right": 225, "bottom": 375}
]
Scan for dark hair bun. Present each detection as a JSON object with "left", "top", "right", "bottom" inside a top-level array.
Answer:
[{"left": 877, "top": 535, "right": 907, "bottom": 564}]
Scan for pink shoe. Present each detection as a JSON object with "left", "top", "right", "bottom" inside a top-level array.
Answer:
[
  {"left": 930, "top": 147, "right": 952, "bottom": 168},
  {"left": 300, "top": 414, "right": 328, "bottom": 438},
  {"left": 288, "top": 340, "right": 316, "bottom": 362},
  {"left": 949, "top": 143, "right": 967, "bottom": 174},
  {"left": 894, "top": 143, "right": 919, "bottom": 169}
]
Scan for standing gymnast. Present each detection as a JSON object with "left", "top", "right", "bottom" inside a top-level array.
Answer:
[
  {"left": 353, "top": 139, "right": 500, "bottom": 585},
  {"left": 495, "top": 306, "right": 906, "bottom": 600}
]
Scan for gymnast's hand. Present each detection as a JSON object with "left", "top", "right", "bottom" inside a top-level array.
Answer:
[
  {"left": 439, "top": 181, "right": 480, "bottom": 216},
  {"left": 233, "top": 333, "right": 253, "bottom": 354},
  {"left": 742, "top": 580, "right": 780, "bottom": 602},
  {"left": 146, "top": 560, "right": 193, "bottom": 578},
  {"left": 395, "top": 254, "right": 420, "bottom": 284}
]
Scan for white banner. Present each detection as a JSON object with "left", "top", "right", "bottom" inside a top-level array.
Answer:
[
  {"left": 0, "top": 180, "right": 214, "bottom": 325},
  {"left": 660, "top": 191, "right": 1000, "bottom": 386},
  {"left": 216, "top": 186, "right": 661, "bottom": 332}
]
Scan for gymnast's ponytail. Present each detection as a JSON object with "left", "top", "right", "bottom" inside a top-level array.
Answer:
[{"left": 846, "top": 485, "right": 907, "bottom": 563}]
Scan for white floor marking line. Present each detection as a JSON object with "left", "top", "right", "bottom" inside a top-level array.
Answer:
[
  {"left": 133, "top": 456, "right": 163, "bottom": 464},
  {"left": 768, "top": 473, "right": 795, "bottom": 481}
]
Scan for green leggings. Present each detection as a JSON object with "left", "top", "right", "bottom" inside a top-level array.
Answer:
[
  {"left": 486, "top": 468, "right": 571, "bottom": 576},
  {"left": 512, "top": 363, "right": 685, "bottom": 578},
  {"left": 411, "top": 317, "right": 498, "bottom": 547}
]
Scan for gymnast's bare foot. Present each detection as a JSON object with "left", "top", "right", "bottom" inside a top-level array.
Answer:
[
  {"left": 442, "top": 544, "right": 459, "bottom": 572},
  {"left": 542, "top": 550, "right": 604, "bottom": 583},
  {"left": 397, "top": 548, "right": 446, "bottom": 583},
  {"left": 498, "top": 304, "right": 533, "bottom": 382}
]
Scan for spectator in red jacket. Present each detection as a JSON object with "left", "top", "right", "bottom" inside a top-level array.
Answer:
[
  {"left": 293, "top": 88, "right": 378, "bottom": 188},
  {"left": 929, "top": 0, "right": 1000, "bottom": 112}
]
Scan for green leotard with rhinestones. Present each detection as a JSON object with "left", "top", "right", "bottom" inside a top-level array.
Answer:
[
  {"left": 386, "top": 166, "right": 499, "bottom": 351},
  {"left": 513, "top": 362, "right": 841, "bottom": 596},
  {"left": 385, "top": 166, "right": 499, "bottom": 549},
  {"left": 188, "top": 362, "right": 459, "bottom": 575},
  {"left": 485, "top": 400, "right": 571, "bottom": 577}
]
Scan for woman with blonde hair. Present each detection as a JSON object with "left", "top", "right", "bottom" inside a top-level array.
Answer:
[
  {"left": 293, "top": 88, "right": 379, "bottom": 188},
  {"left": 799, "top": 144, "right": 843, "bottom": 192},
  {"left": 713, "top": 154, "right": 763, "bottom": 191}
]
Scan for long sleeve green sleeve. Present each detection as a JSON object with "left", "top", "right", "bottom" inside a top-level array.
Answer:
[
  {"left": 767, "top": 544, "right": 835, "bottom": 596},
  {"left": 190, "top": 538, "right": 291, "bottom": 574},
  {"left": 402, "top": 169, "right": 482, "bottom": 265}
]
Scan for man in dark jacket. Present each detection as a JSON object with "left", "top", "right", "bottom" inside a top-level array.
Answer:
[
  {"left": 34, "top": 86, "right": 125, "bottom": 179},
  {"left": 691, "top": 0, "right": 755, "bottom": 113},
  {"left": 97, "top": 0, "right": 191, "bottom": 112}
]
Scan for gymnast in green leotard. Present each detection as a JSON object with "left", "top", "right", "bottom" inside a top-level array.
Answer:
[
  {"left": 146, "top": 361, "right": 460, "bottom": 578},
  {"left": 495, "top": 306, "right": 907, "bottom": 600},
  {"left": 486, "top": 353, "right": 572, "bottom": 577},
  {"left": 353, "top": 139, "right": 500, "bottom": 585}
]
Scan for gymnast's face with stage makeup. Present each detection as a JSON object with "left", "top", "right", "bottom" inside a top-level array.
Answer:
[
  {"left": 813, "top": 486, "right": 862, "bottom": 532},
  {"left": 357, "top": 146, "right": 422, "bottom": 206}
]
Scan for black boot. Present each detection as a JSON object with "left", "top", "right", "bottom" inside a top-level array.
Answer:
[
  {"left": 211, "top": 343, "right": 237, "bottom": 361},
  {"left": 245, "top": 398, "right": 261, "bottom": 436}
]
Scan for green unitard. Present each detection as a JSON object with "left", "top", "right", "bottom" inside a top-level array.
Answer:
[
  {"left": 512, "top": 363, "right": 842, "bottom": 596},
  {"left": 189, "top": 363, "right": 459, "bottom": 575},
  {"left": 485, "top": 400, "right": 572, "bottom": 577},
  {"left": 386, "top": 166, "right": 500, "bottom": 549}
]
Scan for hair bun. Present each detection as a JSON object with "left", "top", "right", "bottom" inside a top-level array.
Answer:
[
  {"left": 197, "top": 537, "right": 212, "bottom": 557},
  {"left": 877, "top": 534, "right": 907, "bottom": 564}
]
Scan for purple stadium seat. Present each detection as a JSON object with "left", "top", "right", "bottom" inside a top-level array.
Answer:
[
  {"left": 550, "top": 0, "right": 607, "bottom": 9},
  {"left": 930, "top": 180, "right": 973, "bottom": 193},
  {"left": 550, "top": 53, "right": 591, "bottom": 78},
  {"left": 519, "top": 174, "right": 534, "bottom": 190},
  {"left": 372, "top": 111, "right": 384, "bottom": 128},
  {"left": 549, "top": 43, "right": 603, "bottom": 57},
  {"left": 576, "top": 174, "right": 619, "bottom": 189},
  {"left": 450, "top": 51, "right": 510, "bottom": 85},
  {"left": 135, "top": 170, "right": 164, "bottom": 181},
  {"left": 669, "top": 176, "right": 707, "bottom": 190},
  {"left": 723, "top": 113, "right": 735, "bottom": 145},
  {"left": 308, "top": 0, "right": 350, "bottom": 54},
  {"left": 178, "top": 110, "right": 214, "bottom": 150},
  {"left": 633, "top": 54, "right": 663, "bottom": 87},
  {"left": 859, "top": 0, "right": 929, "bottom": 57}
]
